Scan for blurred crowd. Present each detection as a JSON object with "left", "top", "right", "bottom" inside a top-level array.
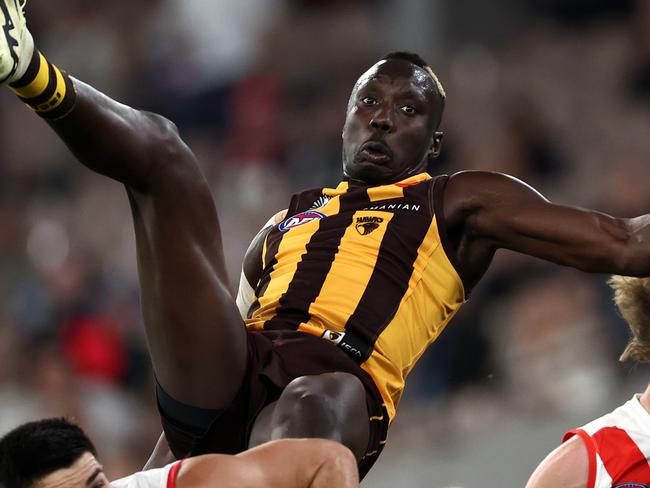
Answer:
[{"left": 0, "top": 0, "right": 649, "bottom": 482}]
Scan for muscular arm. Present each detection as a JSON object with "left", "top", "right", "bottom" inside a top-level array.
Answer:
[
  {"left": 526, "top": 436, "right": 589, "bottom": 488},
  {"left": 444, "top": 171, "right": 650, "bottom": 285},
  {"left": 236, "top": 210, "right": 287, "bottom": 318},
  {"left": 176, "top": 439, "right": 359, "bottom": 488}
]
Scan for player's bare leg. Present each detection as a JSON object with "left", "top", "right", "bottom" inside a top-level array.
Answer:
[
  {"left": 1, "top": 0, "right": 247, "bottom": 410},
  {"left": 249, "top": 372, "right": 370, "bottom": 460},
  {"left": 3, "top": 2, "right": 374, "bottom": 468}
]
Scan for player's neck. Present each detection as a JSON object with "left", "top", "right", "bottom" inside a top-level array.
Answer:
[{"left": 639, "top": 383, "right": 650, "bottom": 413}]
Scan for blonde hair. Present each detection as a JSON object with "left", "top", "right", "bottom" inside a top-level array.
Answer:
[
  {"left": 609, "top": 275, "right": 650, "bottom": 362},
  {"left": 424, "top": 66, "right": 446, "bottom": 101}
]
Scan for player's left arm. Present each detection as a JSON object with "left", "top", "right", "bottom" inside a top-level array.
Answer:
[
  {"left": 236, "top": 209, "right": 287, "bottom": 318},
  {"left": 447, "top": 171, "right": 650, "bottom": 276},
  {"left": 175, "top": 439, "right": 359, "bottom": 488},
  {"left": 525, "top": 436, "right": 590, "bottom": 488}
]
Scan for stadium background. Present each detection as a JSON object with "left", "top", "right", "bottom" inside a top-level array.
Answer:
[{"left": 0, "top": 0, "right": 649, "bottom": 486}]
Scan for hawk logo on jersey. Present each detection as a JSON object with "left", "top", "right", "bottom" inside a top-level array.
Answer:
[
  {"left": 310, "top": 195, "right": 331, "bottom": 209},
  {"left": 613, "top": 484, "right": 650, "bottom": 487},
  {"left": 279, "top": 211, "right": 326, "bottom": 232},
  {"left": 355, "top": 216, "right": 384, "bottom": 236}
]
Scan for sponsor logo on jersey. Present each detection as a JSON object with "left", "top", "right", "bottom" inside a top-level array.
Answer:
[
  {"left": 279, "top": 211, "right": 326, "bottom": 232},
  {"left": 355, "top": 216, "right": 384, "bottom": 235},
  {"left": 613, "top": 484, "right": 650, "bottom": 487},
  {"left": 363, "top": 202, "right": 421, "bottom": 212}
]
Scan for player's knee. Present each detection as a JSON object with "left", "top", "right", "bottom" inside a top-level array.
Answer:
[
  {"left": 275, "top": 374, "right": 367, "bottom": 436},
  {"left": 280, "top": 376, "right": 338, "bottom": 420},
  {"left": 141, "top": 111, "right": 178, "bottom": 148},
  {"left": 139, "top": 112, "right": 194, "bottom": 179}
]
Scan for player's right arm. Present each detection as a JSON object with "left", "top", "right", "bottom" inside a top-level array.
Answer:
[
  {"left": 236, "top": 209, "right": 287, "bottom": 318},
  {"left": 176, "top": 439, "right": 360, "bottom": 488},
  {"left": 525, "top": 436, "right": 590, "bottom": 488}
]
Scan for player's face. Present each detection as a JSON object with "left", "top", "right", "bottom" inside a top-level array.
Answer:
[
  {"left": 342, "top": 59, "right": 443, "bottom": 185},
  {"left": 34, "top": 452, "right": 111, "bottom": 488}
]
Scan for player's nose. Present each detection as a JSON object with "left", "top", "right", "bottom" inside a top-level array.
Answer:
[{"left": 369, "top": 111, "right": 394, "bottom": 133}]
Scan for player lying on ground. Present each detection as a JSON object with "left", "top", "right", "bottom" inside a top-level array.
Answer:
[
  {"left": 3, "top": 0, "right": 650, "bottom": 479},
  {"left": 526, "top": 276, "right": 650, "bottom": 488},
  {"left": 0, "top": 418, "right": 359, "bottom": 488}
]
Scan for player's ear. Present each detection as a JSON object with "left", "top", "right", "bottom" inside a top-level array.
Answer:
[{"left": 429, "top": 131, "right": 443, "bottom": 159}]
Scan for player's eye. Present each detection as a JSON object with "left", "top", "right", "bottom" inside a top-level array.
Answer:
[
  {"left": 361, "top": 96, "right": 377, "bottom": 105},
  {"left": 401, "top": 105, "right": 416, "bottom": 115}
]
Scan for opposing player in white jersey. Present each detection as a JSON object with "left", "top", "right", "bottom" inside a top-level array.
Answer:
[
  {"left": 527, "top": 276, "right": 650, "bottom": 488},
  {"left": 0, "top": 418, "right": 359, "bottom": 488}
]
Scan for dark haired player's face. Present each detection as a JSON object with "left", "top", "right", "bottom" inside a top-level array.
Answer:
[
  {"left": 342, "top": 59, "right": 442, "bottom": 184},
  {"left": 34, "top": 452, "right": 110, "bottom": 488}
]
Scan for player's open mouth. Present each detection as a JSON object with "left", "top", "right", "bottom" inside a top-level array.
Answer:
[{"left": 358, "top": 140, "right": 392, "bottom": 163}]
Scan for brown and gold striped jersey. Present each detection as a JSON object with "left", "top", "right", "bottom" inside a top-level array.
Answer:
[{"left": 245, "top": 172, "right": 466, "bottom": 420}]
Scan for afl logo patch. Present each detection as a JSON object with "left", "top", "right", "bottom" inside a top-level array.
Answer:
[
  {"left": 355, "top": 216, "right": 384, "bottom": 235},
  {"left": 279, "top": 211, "right": 326, "bottom": 232}
]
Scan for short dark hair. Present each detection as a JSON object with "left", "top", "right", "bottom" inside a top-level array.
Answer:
[
  {"left": 382, "top": 51, "right": 430, "bottom": 70},
  {"left": 381, "top": 51, "right": 446, "bottom": 126},
  {"left": 0, "top": 418, "right": 97, "bottom": 488}
]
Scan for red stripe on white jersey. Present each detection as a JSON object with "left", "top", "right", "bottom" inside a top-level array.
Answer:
[
  {"left": 593, "top": 427, "right": 650, "bottom": 484},
  {"left": 564, "top": 395, "right": 650, "bottom": 488},
  {"left": 166, "top": 460, "right": 184, "bottom": 488},
  {"left": 564, "top": 429, "right": 598, "bottom": 488}
]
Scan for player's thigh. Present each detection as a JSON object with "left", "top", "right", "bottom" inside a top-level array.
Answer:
[{"left": 126, "top": 159, "right": 247, "bottom": 409}]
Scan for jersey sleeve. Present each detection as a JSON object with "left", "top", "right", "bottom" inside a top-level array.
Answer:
[
  {"left": 562, "top": 428, "right": 597, "bottom": 488},
  {"left": 110, "top": 461, "right": 182, "bottom": 488}
]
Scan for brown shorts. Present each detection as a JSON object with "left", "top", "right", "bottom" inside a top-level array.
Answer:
[{"left": 158, "top": 329, "right": 389, "bottom": 479}]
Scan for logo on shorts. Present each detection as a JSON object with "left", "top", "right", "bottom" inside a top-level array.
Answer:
[
  {"left": 279, "top": 211, "right": 326, "bottom": 232},
  {"left": 321, "top": 330, "right": 363, "bottom": 358},
  {"left": 321, "top": 330, "right": 345, "bottom": 345},
  {"left": 355, "top": 216, "right": 383, "bottom": 235},
  {"left": 613, "top": 484, "right": 650, "bottom": 487}
]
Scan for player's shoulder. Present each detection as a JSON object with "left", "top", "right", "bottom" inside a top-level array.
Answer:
[
  {"left": 526, "top": 435, "right": 589, "bottom": 488},
  {"left": 111, "top": 462, "right": 176, "bottom": 488},
  {"left": 578, "top": 395, "right": 644, "bottom": 436},
  {"left": 444, "top": 170, "right": 543, "bottom": 212},
  {"left": 447, "top": 170, "right": 532, "bottom": 192}
]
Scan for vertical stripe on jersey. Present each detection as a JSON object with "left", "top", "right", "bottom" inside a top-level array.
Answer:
[
  {"left": 297, "top": 210, "right": 394, "bottom": 333},
  {"left": 247, "top": 224, "right": 282, "bottom": 319},
  {"left": 344, "top": 184, "right": 432, "bottom": 361},
  {"left": 264, "top": 189, "right": 372, "bottom": 330},
  {"left": 593, "top": 427, "right": 650, "bottom": 483},
  {"left": 366, "top": 184, "right": 405, "bottom": 202}
]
